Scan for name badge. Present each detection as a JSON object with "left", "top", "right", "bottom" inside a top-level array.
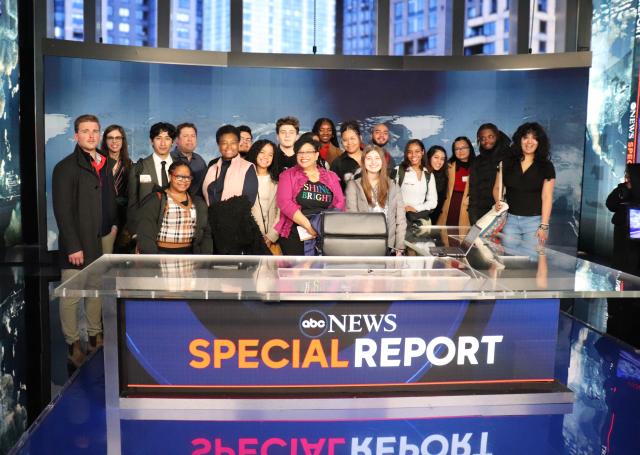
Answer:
[
  {"left": 140, "top": 174, "right": 152, "bottom": 183},
  {"left": 462, "top": 176, "right": 469, "bottom": 183}
]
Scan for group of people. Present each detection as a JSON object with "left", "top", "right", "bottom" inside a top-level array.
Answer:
[{"left": 52, "top": 113, "right": 556, "bottom": 367}]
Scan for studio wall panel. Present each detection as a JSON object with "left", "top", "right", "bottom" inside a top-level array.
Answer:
[{"left": 43, "top": 56, "right": 588, "bottom": 250}]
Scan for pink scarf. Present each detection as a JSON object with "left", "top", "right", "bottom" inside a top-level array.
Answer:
[{"left": 201, "top": 154, "right": 253, "bottom": 205}]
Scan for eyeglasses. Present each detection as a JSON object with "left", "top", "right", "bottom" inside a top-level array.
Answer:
[
  {"left": 106, "top": 136, "right": 123, "bottom": 142},
  {"left": 296, "top": 150, "right": 317, "bottom": 156},
  {"left": 172, "top": 174, "right": 193, "bottom": 182},
  {"left": 454, "top": 146, "right": 470, "bottom": 152}
]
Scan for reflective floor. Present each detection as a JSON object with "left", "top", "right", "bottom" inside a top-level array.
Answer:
[{"left": 10, "top": 314, "right": 640, "bottom": 455}]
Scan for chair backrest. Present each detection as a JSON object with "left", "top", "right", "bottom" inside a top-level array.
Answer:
[{"left": 320, "top": 212, "right": 388, "bottom": 256}]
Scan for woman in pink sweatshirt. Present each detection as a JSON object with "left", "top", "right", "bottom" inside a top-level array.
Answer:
[{"left": 275, "top": 134, "right": 345, "bottom": 255}]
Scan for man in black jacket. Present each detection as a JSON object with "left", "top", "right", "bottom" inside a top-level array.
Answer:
[
  {"left": 468, "top": 123, "right": 512, "bottom": 224},
  {"left": 52, "top": 114, "right": 117, "bottom": 368}
]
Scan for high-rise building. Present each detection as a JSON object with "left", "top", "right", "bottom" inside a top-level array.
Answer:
[
  {"left": 343, "top": 0, "right": 376, "bottom": 55},
  {"left": 201, "top": 1, "right": 335, "bottom": 54},
  {"left": 51, "top": 0, "right": 84, "bottom": 41},
  {"left": 242, "top": 0, "right": 335, "bottom": 53},
  {"left": 100, "top": 0, "right": 157, "bottom": 47},
  {"left": 388, "top": 0, "right": 562, "bottom": 56},
  {"left": 50, "top": 0, "right": 203, "bottom": 49},
  {"left": 170, "top": 0, "right": 203, "bottom": 49},
  {"left": 464, "top": 0, "right": 558, "bottom": 55},
  {"left": 390, "top": 0, "right": 451, "bottom": 55},
  {"left": 202, "top": 0, "right": 230, "bottom": 51}
]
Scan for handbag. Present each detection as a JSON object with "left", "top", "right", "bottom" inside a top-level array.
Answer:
[
  {"left": 478, "top": 161, "right": 509, "bottom": 238},
  {"left": 406, "top": 210, "right": 432, "bottom": 223},
  {"left": 268, "top": 242, "right": 282, "bottom": 255}
]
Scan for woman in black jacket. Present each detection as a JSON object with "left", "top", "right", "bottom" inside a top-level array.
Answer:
[{"left": 136, "top": 162, "right": 212, "bottom": 254}]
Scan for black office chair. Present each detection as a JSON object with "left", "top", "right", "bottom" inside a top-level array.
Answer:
[{"left": 319, "top": 212, "right": 388, "bottom": 256}]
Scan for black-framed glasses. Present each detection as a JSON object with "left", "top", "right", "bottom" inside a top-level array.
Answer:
[{"left": 172, "top": 174, "right": 193, "bottom": 182}]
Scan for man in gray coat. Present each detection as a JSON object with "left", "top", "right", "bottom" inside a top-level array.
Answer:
[{"left": 52, "top": 114, "right": 117, "bottom": 368}]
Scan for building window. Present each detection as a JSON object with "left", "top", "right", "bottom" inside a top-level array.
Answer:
[
  {"left": 404, "top": 40, "right": 414, "bottom": 54},
  {"left": 418, "top": 37, "right": 427, "bottom": 53},
  {"left": 119, "top": 23, "right": 130, "bottom": 33},
  {"left": 538, "top": 0, "right": 548, "bottom": 12},
  {"left": 119, "top": 8, "right": 130, "bottom": 18},
  {"left": 483, "top": 42, "right": 495, "bottom": 54},
  {"left": 394, "top": 2, "right": 403, "bottom": 19},
  {"left": 539, "top": 40, "right": 547, "bottom": 52},
  {"left": 484, "top": 21, "right": 496, "bottom": 36},
  {"left": 539, "top": 20, "right": 547, "bottom": 35},
  {"left": 490, "top": 0, "right": 497, "bottom": 14}
]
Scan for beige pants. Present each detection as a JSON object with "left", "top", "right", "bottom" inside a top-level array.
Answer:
[
  {"left": 102, "top": 229, "right": 116, "bottom": 254},
  {"left": 59, "top": 269, "right": 102, "bottom": 344},
  {"left": 59, "top": 232, "right": 113, "bottom": 345}
]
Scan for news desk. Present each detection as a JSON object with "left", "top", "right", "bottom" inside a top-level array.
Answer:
[{"left": 54, "top": 228, "right": 640, "bottom": 454}]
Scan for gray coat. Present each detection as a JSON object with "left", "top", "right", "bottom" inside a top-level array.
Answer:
[{"left": 345, "top": 178, "right": 407, "bottom": 250}]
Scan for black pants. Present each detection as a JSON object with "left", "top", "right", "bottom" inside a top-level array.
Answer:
[{"left": 279, "top": 226, "right": 305, "bottom": 255}]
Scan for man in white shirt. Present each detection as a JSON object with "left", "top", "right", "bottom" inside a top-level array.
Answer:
[{"left": 127, "top": 122, "right": 176, "bottom": 235}]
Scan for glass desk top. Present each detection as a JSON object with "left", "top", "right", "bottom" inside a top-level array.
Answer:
[{"left": 53, "top": 227, "right": 640, "bottom": 301}]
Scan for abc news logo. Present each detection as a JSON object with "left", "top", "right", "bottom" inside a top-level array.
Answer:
[{"left": 298, "top": 309, "right": 397, "bottom": 338}]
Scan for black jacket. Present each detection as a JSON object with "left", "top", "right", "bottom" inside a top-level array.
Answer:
[
  {"left": 136, "top": 191, "right": 213, "bottom": 254},
  {"left": 52, "top": 146, "right": 117, "bottom": 269},
  {"left": 606, "top": 184, "right": 634, "bottom": 226},
  {"left": 468, "top": 131, "right": 512, "bottom": 224}
]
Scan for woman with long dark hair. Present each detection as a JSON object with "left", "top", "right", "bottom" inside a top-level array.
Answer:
[
  {"left": 346, "top": 145, "right": 406, "bottom": 255},
  {"left": 494, "top": 122, "right": 555, "bottom": 250},
  {"left": 426, "top": 145, "right": 448, "bottom": 225},
  {"left": 101, "top": 124, "right": 132, "bottom": 252},
  {"left": 244, "top": 139, "right": 280, "bottom": 252},
  {"left": 395, "top": 139, "right": 437, "bottom": 225},
  {"left": 437, "top": 136, "right": 475, "bottom": 226}
]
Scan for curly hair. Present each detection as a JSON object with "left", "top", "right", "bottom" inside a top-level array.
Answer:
[{"left": 511, "top": 122, "right": 551, "bottom": 161}]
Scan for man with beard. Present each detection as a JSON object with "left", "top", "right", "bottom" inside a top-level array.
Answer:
[
  {"left": 238, "top": 125, "right": 253, "bottom": 157},
  {"left": 370, "top": 122, "right": 397, "bottom": 174},
  {"left": 468, "top": 123, "right": 512, "bottom": 224}
]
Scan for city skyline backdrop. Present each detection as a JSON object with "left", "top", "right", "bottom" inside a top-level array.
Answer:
[{"left": 49, "top": 0, "right": 560, "bottom": 56}]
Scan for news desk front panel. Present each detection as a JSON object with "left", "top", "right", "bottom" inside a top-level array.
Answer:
[{"left": 119, "top": 297, "right": 559, "bottom": 397}]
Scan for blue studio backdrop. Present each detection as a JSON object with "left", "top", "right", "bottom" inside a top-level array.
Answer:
[{"left": 44, "top": 56, "right": 589, "bottom": 250}]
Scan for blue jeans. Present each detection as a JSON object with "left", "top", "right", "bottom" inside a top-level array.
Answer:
[{"left": 501, "top": 214, "right": 541, "bottom": 255}]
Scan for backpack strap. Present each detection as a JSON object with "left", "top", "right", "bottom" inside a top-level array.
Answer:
[
  {"left": 397, "top": 166, "right": 406, "bottom": 187},
  {"left": 423, "top": 169, "right": 431, "bottom": 203},
  {"left": 134, "top": 158, "right": 145, "bottom": 207}
]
